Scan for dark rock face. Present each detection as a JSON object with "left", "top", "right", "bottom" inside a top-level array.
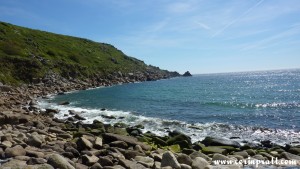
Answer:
[{"left": 182, "top": 71, "right": 192, "bottom": 77}]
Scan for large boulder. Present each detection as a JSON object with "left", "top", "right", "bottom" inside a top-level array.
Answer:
[
  {"left": 161, "top": 151, "right": 181, "bottom": 169},
  {"left": 201, "top": 137, "right": 241, "bottom": 148},
  {"left": 47, "top": 154, "right": 75, "bottom": 169}
]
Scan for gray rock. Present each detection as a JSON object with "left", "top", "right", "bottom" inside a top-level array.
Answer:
[
  {"left": 252, "top": 154, "right": 266, "bottom": 160},
  {"left": 77, "top": 137, "right": 93, "bottom": 151},
  {"left": 233, "top": 151, "right": 249, "bottom": 158},
  {"left": 103, "top": 133, "right": 151, "bottom": 151},
  {"left": 94, "top": 137, "right": 103, "bottom": 149},
  {"left": 74, "top": 114, "right": 86, "bottom": 120},
  {"left": 129, "top": 162, "right": 148, "bottom": 169},
  {"left": 48, "top": 127, "right": 66, "bottom": 134},
  {"left": 82, "top": 154, "right": 99, "bottom": 166},
  {"left": 1, "top": 140, "right": 12, "bottom": 148},
  {"left": 119, "top": 158, "right": 134, "bottom": 168},
  {"left": 47, "top": 153, "right": 75, "bottom": 169},
  {"left": 191, "top": 157, "right": 209, "bottom": 169},
  {"left": 181, "top": 163, "right": 192, "bottom": 169},
  {"left": 90, "top": 163, "right": 103, "bottom": 169},
  {"left": 26, "top": 150, "right": 45, "bottom": 158},
  {"left": 161, "top": 151, "right": 181, "bottom": 169},
  {"left": 109, "top": 141, "right": 128, "bottom": 149},
  {"left": 153, "top": 161, "right": 161, "bottom": 169},
  {"left": 189, "top": 151, "right": 211, "bottom": 161},
  {"left": 75, "top": 163, "right": 89, "bottom": 169},
  {"left": 27, "top": 157, "right": 47, "bottom": 165},
  {"left": 124, "top": 150, "right": 145, "bottom": 159},
  {"left": 212, "top": 153, "right": 230, "bottom": 161},
  {"left": 65, "top": 146, "right": 80, "bottom": 157},
  {"left": 5, "top": 145, "right": 26, "bottom": 158},
  {"left": 98, "top": 156, "right": 114, "bottom": 166},
  {"left": 57, "top": 133, "right": 73, "bottom": 139},
  {"left": 27, "top": 134, "right": 43, "bottom": 147},
  {"left": 177, "top": 153, "right": 193, "bottom": 165},
  {"left": 134, "top": 156, "right": 154, "bottom": 168},
  {"left": 202, "top": 137, "right": 241, "bottom": 148}
]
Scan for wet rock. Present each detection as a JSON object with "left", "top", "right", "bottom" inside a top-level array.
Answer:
[
  {"left": 5, "top": 145, "right": 26, "bottom": 157},
  {"left": 47, "top": 153, "right": 75, "bottom": 169},
  {"left": 202, "top": 137, "right": 241, "bottom": 148},
  {"left": 161, "top": 151, "right": 181, "bottom": 169},
  {"left": 74, "top": 114, "right": 86, "bottom": 120},
  {"left": 45, "top": 109, "right": 59, "bottom": 114},
  {"left": 59, "top": 101, "right": 70, "bottom": 105}
]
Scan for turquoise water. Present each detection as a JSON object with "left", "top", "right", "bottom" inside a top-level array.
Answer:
[{"left": 40, "top": 69, "right": 300, "bottom": 145}]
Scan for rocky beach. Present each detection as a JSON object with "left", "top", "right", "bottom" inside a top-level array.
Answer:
[{"left": 0, "top": 74, "right": 300, "bottom": 169}]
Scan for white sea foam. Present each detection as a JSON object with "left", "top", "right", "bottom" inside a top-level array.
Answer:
[{"left": 38, "top": 99, "right": 300, "bottom": 146}]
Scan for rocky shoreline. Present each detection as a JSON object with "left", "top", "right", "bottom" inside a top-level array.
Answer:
[{"left": 0, "top": 77, "right": 300, "bottom": 169}]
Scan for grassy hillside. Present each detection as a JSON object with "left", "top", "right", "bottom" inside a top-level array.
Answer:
[{"left": 0, "top": 21, "right": 178, "bottom": 85}]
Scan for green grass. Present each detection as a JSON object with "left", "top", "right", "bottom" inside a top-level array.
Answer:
[{"left": 0, "top": 21, "right": 176, "bottom": 85}]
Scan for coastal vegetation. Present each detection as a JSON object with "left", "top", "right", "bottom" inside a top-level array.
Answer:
[{"left": 0, "top": 21, "right": 179, "bottom": 85}]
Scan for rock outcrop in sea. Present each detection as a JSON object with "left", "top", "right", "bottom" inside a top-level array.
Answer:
[{"left": 183, "top": 71, "right": 192, "bottom": 77}]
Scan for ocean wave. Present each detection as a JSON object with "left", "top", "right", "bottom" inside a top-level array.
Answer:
[{"left": 37, "top": 100, "right": 300, "bottom": 146}]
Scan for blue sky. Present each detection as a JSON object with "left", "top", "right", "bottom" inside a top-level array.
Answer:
[{"left": 0, "top": 0, "right": 300, "bottom": 74}]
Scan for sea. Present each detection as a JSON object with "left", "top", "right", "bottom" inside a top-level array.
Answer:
[{"left": 38, "top": 69, "right": 300, "bottom": 146}]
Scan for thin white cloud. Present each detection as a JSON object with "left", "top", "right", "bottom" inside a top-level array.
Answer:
[
  {"left": 241, "top": 25, "right": 300, "bottom": 51},
  {"left": 195, "top": 21, "right": 211, "bottom": 30},
  {"left": 212, "top": 0, "right": 265, "bottom": 38},
  {"left": 167, "top": 1, "right": 195, "bottom": 14}
]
